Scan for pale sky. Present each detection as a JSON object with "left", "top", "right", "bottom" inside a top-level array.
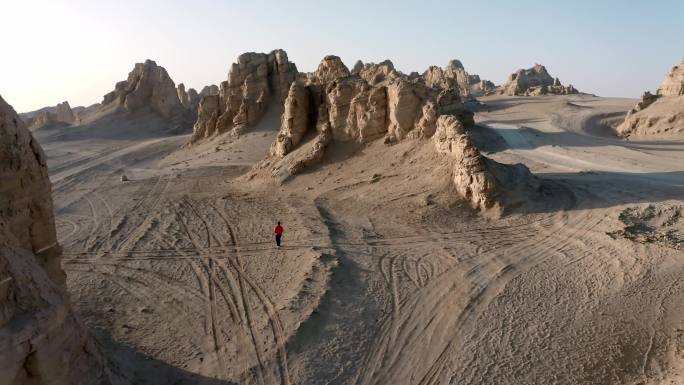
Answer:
[{"left": 1, "top": 0, "right": 682, "bottom": 112}]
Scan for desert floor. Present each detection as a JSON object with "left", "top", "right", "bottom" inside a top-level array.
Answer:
[{"left": 36, "top": 95, "right": 684, "bottom": 385}]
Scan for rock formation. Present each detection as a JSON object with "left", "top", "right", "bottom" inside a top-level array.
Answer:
[
  {"left": 177, "top": 84, "right": 219, "bottom": 110},
  {"left": 271, "top": 81, "right": 311, "bottom": 157},
  {"left": 177, "top": 83, "right": 199, "bottom": 109},
  {"left": 102, "top": 59, "right": 182, "bottom": 118},
  {"left": 0, "top": 95, "right": 113, "bottom": 385},
  {"left": 199, "top": 84, "right": 219, "bottom": 99},
  {"left": 98, "top": 59, "right": 190, "bottom": 132},
  {"left": 499, "top": 64, "right": 578, "bottom": 96},
  {"left": 618, "top": 58, "right": 684, "bottom": 137},
  {"left": 355, "top": 60, "right": 401, "bottom": 85},
  {"left": 658, "top": 58, "right": 684, "bottom": 96},
  {"left": 25, "top": 101, "right": 76, "bottom": 130},
  {"left": 269, "top": 54, "right": 473, "bottom": 164},
  {"left": 262, "top": 54, "right": 540, "bottom": 210},
  {"left": 188, "top": 50, "right": 298, "bottom": 143},
  {"left": 423, "top": 60, "right": 496, "bottom": 98},
  {"left": 432, "top": 115, "right": 539, "bottom": 210}
]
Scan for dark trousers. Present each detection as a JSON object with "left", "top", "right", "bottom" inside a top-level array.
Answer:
[{"left": 275, "top": 234, "right": 282, "bottom": 247}]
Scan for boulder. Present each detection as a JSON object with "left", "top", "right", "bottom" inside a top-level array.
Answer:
[{"left": 0, "top": 95, "right": 113, "bottom": 385}]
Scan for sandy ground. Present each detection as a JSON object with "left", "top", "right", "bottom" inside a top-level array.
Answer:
[{"left": 36, "top": 96, "right": 684, "bottom": 385}]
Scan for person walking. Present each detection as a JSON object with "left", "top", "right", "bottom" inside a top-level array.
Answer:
[{"left": 274, "top": 221, "right": 284, "bottom": 247}]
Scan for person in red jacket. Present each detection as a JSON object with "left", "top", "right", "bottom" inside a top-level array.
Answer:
[{"left": 274, "top": 221, "right": 284, "bottom": 247}]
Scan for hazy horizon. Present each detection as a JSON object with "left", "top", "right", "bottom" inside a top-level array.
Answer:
[{"left": 2, "top": 0, "right": 683, "bottom": 112}]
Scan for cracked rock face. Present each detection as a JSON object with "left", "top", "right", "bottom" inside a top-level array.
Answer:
[
  {"left": 188, "top": 49, "right": 298, "bottom": 143},
  {"left": 0, "top": 95, "right": 113, "bottom": 385},
  {"left": 499, "top": 64, "right": 578, "bottom": 96},
  {"left": 271, "top": 81, "right": 311, "bottom": 157}
]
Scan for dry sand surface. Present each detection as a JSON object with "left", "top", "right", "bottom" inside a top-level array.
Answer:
[{"left": 35, "top": 95, "right": 684, "bottom": 385}]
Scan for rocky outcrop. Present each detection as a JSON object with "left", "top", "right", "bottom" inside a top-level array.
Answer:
[
  {"left": 97, "top": 59, "right": 192, "bottom": 133},
  {"left": 432, "top": 115, "right": 539, "bottom": 211},
  {"left": 260, "top": 54, "right": 537, "bottom": 211},
  {"left": 499, "top": 64, "right": 578, "bottom": 96},
  {"left": 312, "top": 55, "right": 350, "bottom": 84},
  {"left": 0, "top": 95, "right": 113, "bottom": 385},
  {"left": 268, "top": 55, "right": 474, "bottom": 180},
  {"left": 356, "top": 60, "right": 401, "bottom": 85},
  {"left": 177, "top": 84, "right": 219, "bottom": 111},
  {"left": 199, "top": 84, "right": 219, "bottom": 98},
  {"left": 271, "top": 81, "right": 311, "bottom": 157},
  {"left": 618, "top": 58, "right": 684, "bottom": 137},
  {"left": 188, "top": 50, "right": 298, "bottom": 143},
  {"left": 177, "top": 83, "right": 199, "bottom": 109},
  {"left": 25, "top": 101, "right": 75, "bottom": 130},
  {"left": 102, "top": 59, "right": 183, "bottom": 119},
  {"left": 422, "top": 60, "right": 496, "bottom": 98},
  {"left": 658, "top": 58, "right": 684, "bottom": 96},
  {"left": 288, "top": 124, "right": 332, "bottom": 175}
]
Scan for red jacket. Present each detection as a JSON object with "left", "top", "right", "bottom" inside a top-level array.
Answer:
[{"left": 274, "top": 225, "right": 284, "bottom": 235}]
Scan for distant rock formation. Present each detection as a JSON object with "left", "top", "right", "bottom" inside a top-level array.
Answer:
[
  {"left": 0, "top": 95, "right": 113, "bottom": 385},
  {"left": 618, "top": 58, "right": 684, "bottom": 137},
  {"left": 499, "top": 64, "right": 578, "bottom": 96},
  {"left": 23, "top": 101, "right": 76, "bottom": 130},
  {"left": 423, "top": 59, "right": 496, "bottom": 97},
  {"left": 177, "top": 84, "right": 219, "bottom": 110},
  {"left": 102, "top": 59, "right": 182, "bottom": 118},
  {"left": 96, "top": 59, "right": 190, "bottom": 132},
  {"left": 199, "top": 84, "right": 219, "bottom": 98},
  {"left": 177, "top": 83, "right": 199, "bottom": 109},
  {"left": 188, "top": 50, "right": 298, "bottom": 143}
]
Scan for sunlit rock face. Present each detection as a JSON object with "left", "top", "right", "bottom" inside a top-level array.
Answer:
[{"left": 188, "top": 49, "right": 298, "bottom": 143}]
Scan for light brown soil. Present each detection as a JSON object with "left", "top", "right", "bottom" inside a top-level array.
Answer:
[{"left": 36, "top": 96, "right": 684, "bottom": 385}]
